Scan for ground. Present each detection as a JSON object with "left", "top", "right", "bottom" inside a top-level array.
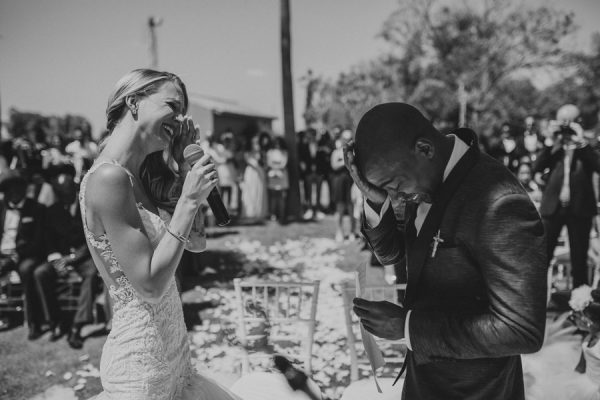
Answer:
[{"left": 0, "top": 215, "right": 379, "bottom": 400}]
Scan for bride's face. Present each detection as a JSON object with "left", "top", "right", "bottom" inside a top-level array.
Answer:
[{"left": 137, "top": 81, "right": 185, "bottom": 152}]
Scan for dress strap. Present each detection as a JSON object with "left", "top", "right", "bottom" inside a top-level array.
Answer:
[{"left": 79, "top": 159, "right": 136, "bottom": 239}]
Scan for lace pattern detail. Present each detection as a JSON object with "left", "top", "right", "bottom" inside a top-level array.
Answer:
[{"left": 80, "top": 160, "right": 238, "bottom": 399}]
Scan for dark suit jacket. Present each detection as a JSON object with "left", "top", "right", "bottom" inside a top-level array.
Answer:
[
  {"left": 362, "top": 129, "right": 547, "bottom": 400},
  {"left": 532, "top": 145, "right": 600, "bottom": 218},
  {"left": 44, "top": 201, "right": 89, "bottom": 264},
  {"left": 0, "top": 198, "right": 46, "bottom": 261}
]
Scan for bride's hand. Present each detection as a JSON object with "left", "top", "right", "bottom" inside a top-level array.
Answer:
[
  {"left": 180, "top": 151, "right": 218, "bottom": 205},
  {"left": 169, "top": 115, "right": 201, "bottom": 175}
]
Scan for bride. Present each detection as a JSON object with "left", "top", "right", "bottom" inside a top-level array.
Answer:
[{"left": 80, "top": 69, "right": 241, "bottom": 399}]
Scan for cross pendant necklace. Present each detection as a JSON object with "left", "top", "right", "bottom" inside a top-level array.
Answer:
[{"left": 431, "top": 230, "right": 444, "bottom": 258}]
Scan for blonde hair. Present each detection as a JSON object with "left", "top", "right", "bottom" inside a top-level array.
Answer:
[
  {"left": 105, "top": 68, "right": 188, "bottom": 133},
  {"left": 103, "top": 69, "right": 190, "bottom": 212}
]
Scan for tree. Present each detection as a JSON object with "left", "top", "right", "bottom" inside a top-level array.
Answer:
[{"left": 316, "top": 0, "right": 578, "bottom": 133}]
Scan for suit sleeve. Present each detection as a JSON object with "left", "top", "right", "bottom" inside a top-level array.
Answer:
[
  {"left": 532, "top": 146, "right": 557, "bottom": 173},
  {"left": 579, "top": 145, "right": 600, "bottom": 174},
  {"left": 361, "top": 204, "right": 405, "bottom": 266},
  {"left": 409, "top": 193, "right": 547, "bottom": 364}
]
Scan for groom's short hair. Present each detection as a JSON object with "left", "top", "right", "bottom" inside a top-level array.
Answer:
[{"left": 354, "top": 102, "right": 437, "bottom": 174}]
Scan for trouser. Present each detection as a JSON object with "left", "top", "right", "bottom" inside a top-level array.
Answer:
[
  {"left": 303, "top": 173, "right": 329, "bottom": 212},
  {"left": 34, "top": 257, "right": 99, "bottom": 326},
  {"left": 543, "top": 207, "right": 594, "bottom": 288},
  {"left": 268, "top": 189, "right": 288, "bottom": 222},
  {"left": 16, "top": 257, "right": 44, "bottom": 329}
]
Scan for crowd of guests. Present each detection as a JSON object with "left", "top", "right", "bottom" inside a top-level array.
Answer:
[
  {"left": 0, "top": 123, "right": 109, "bottom": 348},
  {"left": 1, "top": 101, "right": 598, "bottom": 349},
  {"left": 482, "top": 105, "right": 600, "bottom": 292}
]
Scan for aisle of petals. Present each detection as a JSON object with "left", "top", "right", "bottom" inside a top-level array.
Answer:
[{"left": 189, "top": 237, "right": 369, "bottom": 400}]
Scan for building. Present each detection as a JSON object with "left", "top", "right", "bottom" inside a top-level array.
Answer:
[{"left": 188, "top": 93, "right": 276, "bottom": 146}]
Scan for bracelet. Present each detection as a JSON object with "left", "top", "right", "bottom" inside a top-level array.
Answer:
[{"left": 166, "top": 226, "right": 191, "bottom": 245}]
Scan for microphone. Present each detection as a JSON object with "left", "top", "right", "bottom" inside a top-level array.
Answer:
[
  {"left": 273, "top": 355, "right": 321, "bottom": 400},
  {"left": 183, "top": 144, "right": 231, "bottom": 226}
]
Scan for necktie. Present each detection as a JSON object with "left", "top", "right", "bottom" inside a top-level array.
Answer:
[
  {"left": 559, "top": 149, "right": 572, "bottom": 206},
  {"left": 404, "top": 201, "right": 418, "bottom": 245}
]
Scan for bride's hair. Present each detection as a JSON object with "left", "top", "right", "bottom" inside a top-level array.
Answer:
[
  {"left": 105, "top": 68, "right": 188, "bottom": 133},
  {"left": 103, "top": 68, "right": 191, "bottom": 213}
]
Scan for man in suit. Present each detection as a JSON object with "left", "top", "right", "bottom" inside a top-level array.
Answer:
[
  {"left": 532, "top": 104, "right": 600, "bottom": 289},
  {"left": 345, "top": 103, "right": 547, "bottom": 399},
  {"left": 33, "top": 165, "right": 103, "bottom": 348},
  {"left": 0, "top": 170, "right": 46, "bottom": 339}
]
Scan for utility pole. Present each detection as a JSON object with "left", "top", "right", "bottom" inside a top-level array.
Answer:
[
  {"left": 148, "top": 16, "right": 163, "bottom": 69},
  {"left": 280, "top": 0, "right": 301, "bottom": 219},
  {"left": 458, "top": 77, "right": 467, "bottom": 127}
]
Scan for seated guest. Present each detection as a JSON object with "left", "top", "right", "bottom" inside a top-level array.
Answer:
[
  {"left": 0, "top": 169, "right": 46, "bottom": 339},
  {"left": 517, "top": 161, "right": 542, "bottom": 205},
  {"left": 33, "top": 165, "right": 101, "bottom": 348}
]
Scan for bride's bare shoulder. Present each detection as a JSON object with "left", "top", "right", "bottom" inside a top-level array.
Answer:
[{"left": 86, "top": 164, "right": 134, "bottom": 210}]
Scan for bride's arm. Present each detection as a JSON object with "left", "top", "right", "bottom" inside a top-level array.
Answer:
[{"left": 88, "top": 161, "right": 215, "bottom": 299}]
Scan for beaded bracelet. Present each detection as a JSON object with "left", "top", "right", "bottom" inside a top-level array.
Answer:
[{"left": 166, "top": 226, "right": 191, "bottom": 245}]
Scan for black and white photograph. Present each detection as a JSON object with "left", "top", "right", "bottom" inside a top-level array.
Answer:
[{"left": 1, "top": 0, "right": 600, "bottom": 399}]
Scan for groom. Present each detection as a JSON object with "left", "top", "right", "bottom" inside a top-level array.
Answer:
[{"left": 346, "top": 103, "right": 547, "bottom": 399}]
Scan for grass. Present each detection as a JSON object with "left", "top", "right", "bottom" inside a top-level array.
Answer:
[{"left": 0, "top": 215, "right": 369, "bottom": 400}]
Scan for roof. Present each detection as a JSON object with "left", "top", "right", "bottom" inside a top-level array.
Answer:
[{"left": 188, "top": 93, "right": 276, "bottom": 120}]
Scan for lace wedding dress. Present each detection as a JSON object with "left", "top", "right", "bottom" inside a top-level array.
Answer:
[{"left": 80, "top": 161, "right": 241, "bottom": 400}]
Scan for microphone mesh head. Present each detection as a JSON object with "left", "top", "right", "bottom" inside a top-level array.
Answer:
[{"left": 183, "top": 144, "right": 204, "bottom": 164}]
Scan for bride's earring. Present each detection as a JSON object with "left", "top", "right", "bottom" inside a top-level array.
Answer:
[{"left": 131, "top": 105, "right": 138, "bottom": 119}]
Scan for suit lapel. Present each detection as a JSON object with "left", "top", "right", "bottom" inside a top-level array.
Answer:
[{"left": 404, "top": 130, "right": 480, "bottom": 307}]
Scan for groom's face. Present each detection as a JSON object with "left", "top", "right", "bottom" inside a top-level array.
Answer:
[{"left": 363, "top": 148, "right": 431, "bottom": 218}]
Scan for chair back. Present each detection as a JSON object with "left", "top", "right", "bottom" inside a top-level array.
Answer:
[
  {"left": 233, "top": 278, "right": 320, "bottom": 374},
  {"left": 341, "top": 280, "right": 407, "bottom": 381}
]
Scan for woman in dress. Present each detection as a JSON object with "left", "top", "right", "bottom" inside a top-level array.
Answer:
[
  {"left": 265, "top": 136, "right": 289, "bottom": 224},
  {"left": 239, "top": 135, "right": 268, "bottom": 222},
  {"left": 80, "top": 69, "right": 240, "bottom": 400},
  {"left": 330, "top": 130, "right": 355, "bottom": 242}
]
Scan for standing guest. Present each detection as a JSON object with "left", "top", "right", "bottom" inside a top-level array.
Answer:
[
  {"left": 346, "top": 103, "right": 546, "bottom": 400},
  {"left": 65, "top": 127, "right": 99, "bottom": 183},
  {"left": 523, "top": 116, "right": 543, "bottom": 162},
  {"left": 517, "top": 162, "right": 542, "bottom": 205},
  {"left": 489, "top": 122, "right": 527, "bottom": 174},
  {"left": 533, "top": 104, "right": 600, "bottom": 289},
  {"left": 298, "top": 129, "right": 320, "bottom": 220},
  {"left": 266, "top": 136, "right": 289, "bottom": 224},
  {"left": 331, "top": 130, "right": 356, "bottom": 242},
  {"left": 0, "top": 170, "right": 46, "bottom": 339},
  {"left": 33, "top": 165, "right": 106, "bottom": 348},
  {"left": 210, "top": 132, "right": 238, "bottom": 212},
  {"left": 316, "top": 130, "right": 334, "bottom": 213},
  {"left": 240, "top": 135, "right": 268, "bottom": 222}
]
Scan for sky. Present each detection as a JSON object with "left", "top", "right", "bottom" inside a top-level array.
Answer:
[{"left": 0, "top": 0, "right": 599, "bottom": 137}]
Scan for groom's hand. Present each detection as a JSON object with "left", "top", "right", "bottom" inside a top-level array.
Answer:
[
  {"left": 343, "top": 140, "right": 387, "bottom": 207},
  {"left": 353, "top": 297, "right": 406, "bottom": 340}
]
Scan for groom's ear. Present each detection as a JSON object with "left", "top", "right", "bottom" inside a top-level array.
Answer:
[{"left": 414, "top": 138, "right": 435, "bottom": 160}]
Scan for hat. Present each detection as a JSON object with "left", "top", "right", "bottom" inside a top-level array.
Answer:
[{"left": 0, "top": 170, "right": 27, "bottom": 192}]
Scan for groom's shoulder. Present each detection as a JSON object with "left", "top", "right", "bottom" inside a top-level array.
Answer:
[{"left": 465, "top": 153, "right": 528, "bottom": 202}]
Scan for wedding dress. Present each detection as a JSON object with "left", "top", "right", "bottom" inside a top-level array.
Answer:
[{"left": 80, "top": 160, "right": 241, "bottom": 400}]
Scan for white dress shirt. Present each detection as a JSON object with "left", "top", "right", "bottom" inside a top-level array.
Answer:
[
  {"left": 1, "top": 199, "right": 26, "bottom": 254},
  {"left": 364, "top": 135, "right": 469, "bottom": 348}
]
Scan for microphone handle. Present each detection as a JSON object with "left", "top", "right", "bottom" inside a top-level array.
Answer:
[{"left": 207, "top": 187, "right": 231, "bottom": 226}]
